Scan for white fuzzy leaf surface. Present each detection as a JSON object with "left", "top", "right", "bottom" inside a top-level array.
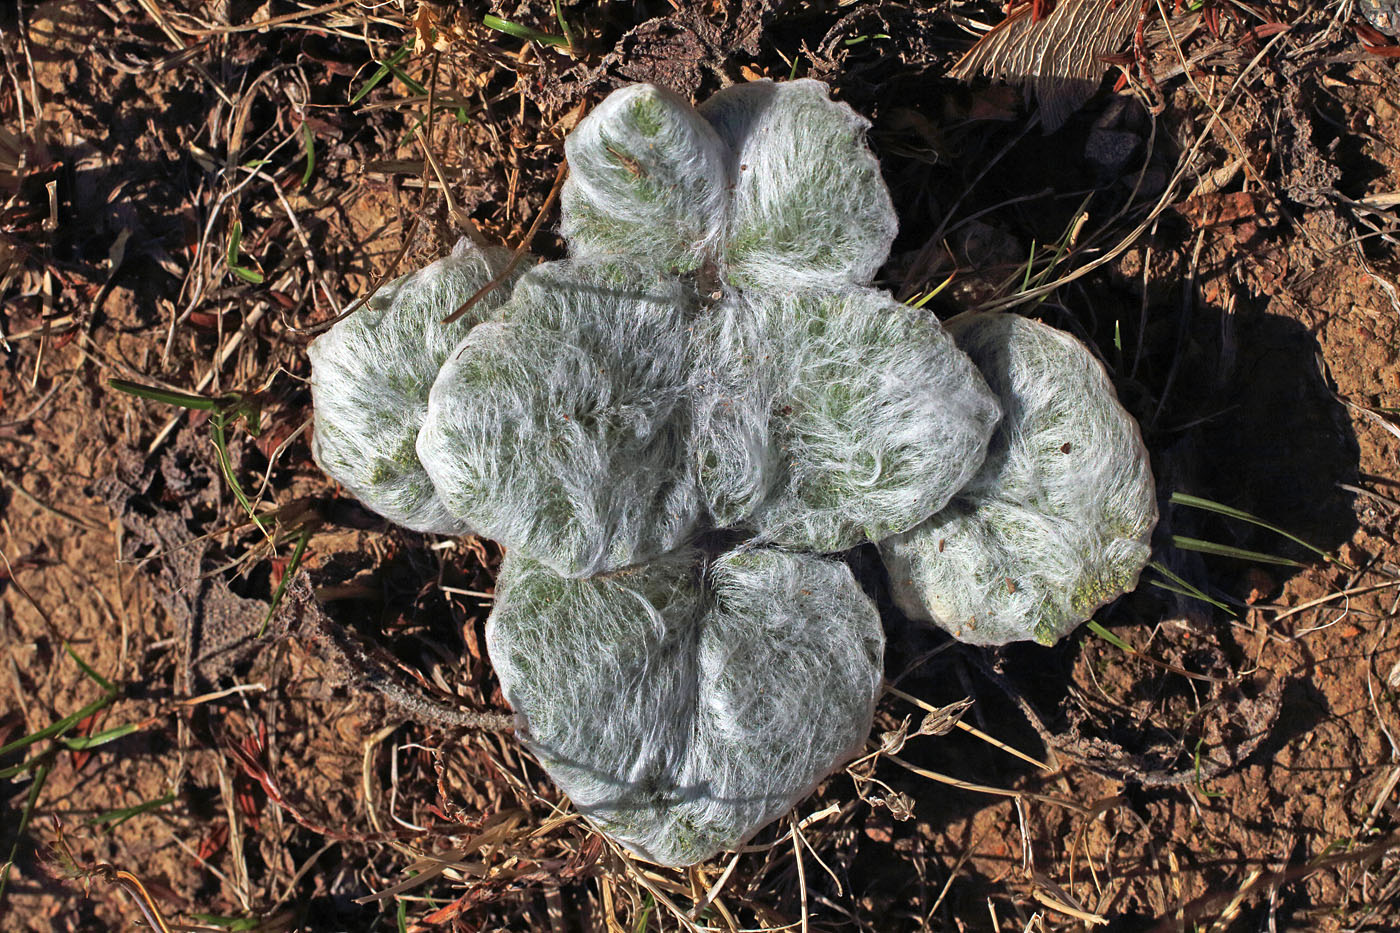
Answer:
[
  {"left": 487, "top": 546, "right": 884, "bottom": 866},
  {"left": 699, "top": 79, "right": 898, "bottom": 291},
  {"left": 881, "top": 313, "right": 1157, "bottom": 646},
  {"left": 561, "top": 84, "right": 731, "bottom": 274},
  {"left": 308, "top": 239, "right": 518, "bottom": 533},
  {"left": 417, "top": 260, "right": 704, "bottom": 577},
  {"left": 690, "top": 287, "right": 1003, "bottom": 552}
]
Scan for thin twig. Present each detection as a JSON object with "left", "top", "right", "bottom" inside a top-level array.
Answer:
[
  {"left": 441, "top": 161, "right": 567, "bottom": 325},
  {"left": 1271, "top": 580, "right": 1400, "bottom": 621},
  {"left": 178, "top": 0, "right": 356, "bottom": 35}
]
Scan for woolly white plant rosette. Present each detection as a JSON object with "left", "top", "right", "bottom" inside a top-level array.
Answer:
[
  {"left": 486, "top": 546, "right": 885, "bottom": 867},
  {"left": 880, "top": 313, "right": 1158, "bottom": 646},
  {"left": 307, "top": 80, "right": 1157, "bottom": 870}
]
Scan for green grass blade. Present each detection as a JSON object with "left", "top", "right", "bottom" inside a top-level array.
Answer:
[
  {"left": 88, "top": 792, "right": 176, "bottom": 830},
  {"left": 1085, "top": 619, "right": 1136, "bottom": 653},
  {"left": 1085, "top": 620, "right": 1224, "bottom": 683},
  {"left": 1193, "top": 737, "right": 1224, "bottom": 798},
  {"left": 1018, "top": 239, "right": 1036, "bottom": 294},
  {"left": 395, "top": 108, "right": 433, "bottom": 149},
  {"left": 483, "top": 13, "right": 571, "bottom": 47},
  {"left": 1148, "top": 578, "right": 1231, "bottom": 611},
  {"left": 63, "top": 642, "right": 115, "bottom": 693},
  {"left": 907, "top": 270, "right": 957, "bottom": 309},
  {"left": 631, "top": 893, "right": 655, "bottom": 933},
  {"left": 1027, "top": 194, "right": 1092, "bottom": 307},
  {"left": 1170, "top": 492, "right": 1349, "bottom": 569},
  {"left": 351, "top": 62, "right": 391, "bottom": 104},
  {"left": 1171, "top": 535, "right": 1306, "bottom": 568},
  {"left": 228, "top": 218, "right": 244, "bottom": 268},
  {"left": 843, "top": 33, "right": 891, "bottom": 45},
  {"left": 553, "top": 0, "right": 576, "bottom": 49},
  {"left": 0, "top": 760, "right": 51, "bottom": 904},
  {"left": 384, "top": 61, "right": 428, "bottom": 97},
  {"left": 0, "top": 693, "right": 115, "bottom": 759},
  {"left": 226, "top": 219, "right": 264, "bottom": 284},
  {"left": 211, "top": 416, "right": 269, "bottom": 536},
  {"left": 232, "top": 394, "right": 263, "bottom": 437},
  {"left": 0, "top": 752, "right": 47, "bottom": 780},
  {"left": 61, "top": 720, "right": 144, "bottom": 752},
  {"left": 108, "top": 378, "right": 219, "bottom": 411},
  {"left": 1147, "top": 561, "right": 1237, "bottom": 616},
  {"left": 259, "top": 526, "right": 311, "bottom": 637},
  {"left": 300, "top": 122, "right": 316, "bottom": 187},
  {"left": 231, "top": 264, "right": 265, "bottom": 285},
  {"left": 351, "top": 42, "right": 414, "bottom": 104}
]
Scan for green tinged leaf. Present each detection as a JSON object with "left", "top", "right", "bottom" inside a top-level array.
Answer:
[
  {"left": 300, "top": 122, "right": 316, "bottom": 187},
  {"left": 64, "top": 642, "right": 116, "bottom": 692},
  {"left": 61, "top": 721, "right": 144, "bottom": 751},
  {"left": 1147, "top": 560, "right": 1237, "bottom": 616},
  {"left": 351, "top": 41, "right": 415, "bottom": 104},
  {"left": 483, "top": 13, "right": 570, "bottom": 47},
  {"left": 0, "top": 692, "right": 115, "bottom": 759},
  {"left": 259, "top": 526, "right": 311, "bottom": 637}
]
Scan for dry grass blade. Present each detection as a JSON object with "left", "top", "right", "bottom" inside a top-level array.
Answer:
[
  {"left": 690, "top": 851, "right": 743, "bottom": 920},
  {"left": 180, "top": 0, "right": 357, "bottom": 36},
  {"left": 882, "top": 752, "right": 1090, "bottom": 814},
  {"left": 355, "top": 810, "right": 525, "bottom": 904},
  {"left": 1145, "top": 833, "right": 1400, "bottom": 932},
  {"left": 441, "top": 161, "right": 567, "bottom": 325},
  {"left": 885, "top": 684, "right": 1054, "bottom": 771},
  {"left": 950, "top": 0, "right": 1139, "bottom": 131},
  {"left": 1030, "top": 870, "right": 1108, "bottom": 925},
  {"left": 790, "top": 815, "right": 809, "bottom": 933},
  {"left": 604, "top": 838, "right": 716, "bottom": 933}
]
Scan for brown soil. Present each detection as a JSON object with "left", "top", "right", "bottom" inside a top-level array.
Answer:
[{"left": 2, "top": 1, "right": 1399, "bottom": 931}]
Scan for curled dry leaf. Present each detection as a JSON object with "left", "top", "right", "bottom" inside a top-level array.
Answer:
[{"left": 949, "top": 0, "right": 1139, "bottom": 132}]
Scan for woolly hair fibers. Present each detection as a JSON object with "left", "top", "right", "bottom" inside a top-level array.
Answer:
[
  {"left": 699, "top": 79, "right": 899, "bottom": 291},
  {"left": 881, "top": 313, "right": 1158, "bottom": 646},
  {"left": 561, "top": 82, "right": 732, "bottom": 275},
  {"left": 560, "top": 79, "right": 900, "bottom": 293},
  {"left": 308, "top": 238, "right": 520, "bottom": 534},
  {"left": 417, "top": 259, "right": 706, "bottom": 578},
  {"left": 486, "top": 546, "right": 885, "bottom": 866},
  {"left": 690, "top": 286, "right": 1003, "bottom": 552}
]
